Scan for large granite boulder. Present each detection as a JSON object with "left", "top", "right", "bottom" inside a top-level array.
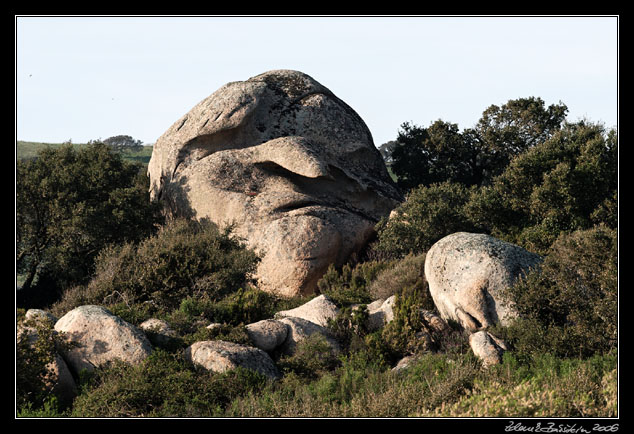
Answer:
[
  {"left": 54, "top": 305, "right": 153, "bottom": 374},
  {"left": 424, "top": 233, "right": 542, "bottom": 331},
  {"left": 148, "top": 69, "right": 402, "bottom": 297}
]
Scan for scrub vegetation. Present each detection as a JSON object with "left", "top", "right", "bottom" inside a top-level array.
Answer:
[{"left": 16, "top": 98, "right": 618, "bottom": 418}]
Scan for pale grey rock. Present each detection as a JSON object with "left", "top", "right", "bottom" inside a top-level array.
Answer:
[
  {"left": 245, "top": 319, "right": 289, "bottom": 352},
  {"left": 365, "top": 299, "right": 385, "bottom": 312},
  {"left": 148, "top": 69, "right": 402, "bottom": 297},
  {"left": 47, "top": 353, "right": 78, "bottom": 406},
  {"left": 25, "top": 309, "right": 57, "bottom": 325},
  {"left": 425, "top": 232, "right": 542, "bottom": 331},
  {"left": 274, "top": 294, "right": 339, "bottom": 327},
  {"left": 391, "top": 355, "right": 420, "bottom": 373},
  {"left": 139, "top": 318, "right": 179, "bottom": 347},
  {"left": 421, "top": 309, "right": 451, "bottom": 335},
  {"left": 469, "top": 330, "right": 508, "bottom": 367},
  {"left": 277, "top": 316, "right": 341, "bottom": 356},
  {"left": 366, "top": 295, "right": 396, "bottom": 331},
  {"left": 184, "top": 340, "right": 280, "bottom": 380},
  {"left": 54, "top": 305, "right": 153, "bottom": 374}
]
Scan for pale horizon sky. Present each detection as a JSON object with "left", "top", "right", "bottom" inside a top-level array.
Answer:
[{"left": 15, "top": 15, "right": 618, "bottom": 147}]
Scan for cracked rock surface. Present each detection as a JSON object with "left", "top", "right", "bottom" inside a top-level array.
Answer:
[
  {"left": 148, "top": 70, "right": 402, "bottom": 297},
  {"left": 424, "top": 232, "right": 543, "bottom": 331},
  {"left": 54, "top": 305, "right": 153, "bottom": 374}
]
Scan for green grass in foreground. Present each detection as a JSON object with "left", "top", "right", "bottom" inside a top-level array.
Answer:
[{"left": 17, "top": 347, "right": 617, "bottom": 418}]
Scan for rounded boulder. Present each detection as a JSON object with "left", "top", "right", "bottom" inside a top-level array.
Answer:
[
  {"left": 148, "top": 69, "right": 402, "bottom": 297},
  {"left": 54, "top": 305, "right": 153, "bottom": 374},
  {"left": 424, "top": 232, "right": 542, "bottom": 331}
]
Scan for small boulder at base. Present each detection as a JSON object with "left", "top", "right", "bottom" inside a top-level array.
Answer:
[
  {"left": 425, "top": 232, "right": 542, "bottom": 331},
  {"left": 139, "top": 318, "right": 179, "bottom": 347},
  {"left": 25, "top": 308, "right": 57, "bottom": 325},
  {"left": 391, "top": 355, "right": 421, "bottom": 374},
  {"left": 366, "top": 295, "right": 396, "bottom": 331},
  {"left": 184, "top": 340, "right": 281, "bottom": 380},
  {"left": 54, "top": 305, "right": 153, "bottom": 374},
  {"left": 469, "top": 330, "right": 508, "bottom": 367},
  {"left": 245, "top": 319, "right": 289, "bottom": 352},
  {"left": 277, "top": 316, "right": 341, "bottom": 356},
  {"left": 274, "top": 294, "right": 339, "bottom": 327}
]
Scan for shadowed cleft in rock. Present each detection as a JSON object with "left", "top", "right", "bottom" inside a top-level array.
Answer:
[{"left": 148, "top": 69, "right": 402, "bottom": 297}]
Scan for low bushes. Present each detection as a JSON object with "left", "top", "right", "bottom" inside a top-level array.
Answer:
[
  {"left": 495, "top": 224, "right": 618, "bottom": 360},
  {"left": 17, "top": 120, "right": 617, "bottom": 418},
  {"left": 51, "top": 218, "right": 261, "bottom": 319},
  {"left": 69, "top": 349, "right": 269, "bottom": 417},
  {"left": 433, "top": 351, "right": 617, "bottom": 417},
  {"left": 16, "top": 312, "right": 61, "bottom": 411}
]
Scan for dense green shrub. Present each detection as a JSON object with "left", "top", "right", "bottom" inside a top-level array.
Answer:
[
  {"left": 16, "top": 311, "right": 72, "bottom": 413},
  {"left": 201, "top": 287, "right": 286, "bottom": 325},
  {"left": 16, "top": 141, "right": 162, "bottom": 307},
  {"left": 326, "top": 305, "right": 371, "bottom": 355},
  {"left": 16, "top": 315, "right": 58, "bottom": 411},
  {"left": 317, "top": 261, "right": 392, "bottom": 306},
  {"left": 496, "top": 225, "right": 617, "bottom": 359},
  {"left": 277, "top": 334, "right": 343, "bottom": 379},
  {"left": 433, "top": 351, "right": 617, "bottom": 417},
  {"left": 367, "top": 253, "right": 427, "bottom": 300},
  {"left": 70, "top": 349, "right": 269, "bottom": 417},
  {"left": 379, "top": 283, "right": 454, "bottom": 363},
  {"left": 372, "top": 182, "right": 481, "bottom": 258},
  {"left": 467, "top": 121, "right": 617, "bottom": 255},
  {"left": 51, "top": 218, "right": 260, "bottom": 318}
]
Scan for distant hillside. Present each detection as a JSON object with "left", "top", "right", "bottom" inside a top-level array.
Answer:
[{"left": 16, "top": 141, "right": 154, "bottom": 166}]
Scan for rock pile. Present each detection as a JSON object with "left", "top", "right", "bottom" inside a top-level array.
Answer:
[
  {"left": 19, "top": 232, "right": 543, "bottom": 402},
  {"left": 20, "top": 292, "right": 404, "bottom": 398}
]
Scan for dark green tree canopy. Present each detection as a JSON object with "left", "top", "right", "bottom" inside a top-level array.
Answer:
[
  {"left": 375, "top": 119, "right": 617, "bottom": 258},
  {"left": 16, "top": 142, "right": 162, "bottom": 308},
  {"left": 388, "top": 97, "right": 569, "bottom": 190},
  {"left": 102, "top": 135, "right": 143, "bottom": 152}
]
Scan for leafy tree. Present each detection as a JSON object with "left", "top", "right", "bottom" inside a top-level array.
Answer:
[
  {"left": 467, "top": 120, "right": 617, "bottom": 254},
  {"left": 391, "top": 120, "right": 475, "bottom": 190},
  {"left": 475, "top": 97, "right": 568, "bottom": 156},
  {"left": 16, "top": 142, "right": 162, "bottom": 308},
  {"left": 389, "top": 97, "right": 569, "bottom": 190},
  {"left": 498, "top": 225, "right": 617, "bottom": 359},
  {"left": 102, "top": 135, "right": 143, "bottom": 152},
  {"left": 372, "top": 181, "right": 481, "bottom": 258}
]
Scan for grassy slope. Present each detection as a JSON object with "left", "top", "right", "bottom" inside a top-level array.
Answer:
[{"left": 16, "top": 141, "right": 154, "bottom": 166}]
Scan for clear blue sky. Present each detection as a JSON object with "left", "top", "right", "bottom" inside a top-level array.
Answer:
[{"left": 16, "top": 15, "right": 618, "bottom": 147}]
